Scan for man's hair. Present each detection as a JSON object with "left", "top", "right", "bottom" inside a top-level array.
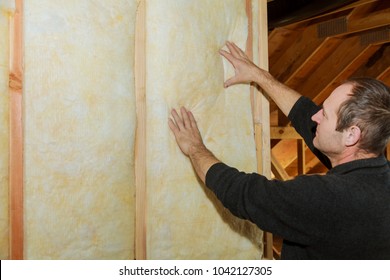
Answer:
[{"left": 336, "top": 77, "right": 390, "bottom": 156}]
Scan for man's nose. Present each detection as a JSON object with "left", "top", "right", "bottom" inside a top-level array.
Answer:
[{"left": 311, "top": 110, "right": 322, "bottom": 124}]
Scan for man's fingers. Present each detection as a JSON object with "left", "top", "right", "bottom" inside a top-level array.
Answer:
[
  {"left": 231, "top": 42, "right": 247, "bottom": 57},
  {"left": 188, "top": 110, "right": 199, "bottom": 130},
  {"left": 180, "top": 107, "right": 192, "bottom": 128},
  {"left": 226, "top": 41, "right": 241, "bottom": 58},
  {"left": 170, "top": 108, "right": 185, "bottom": 131},
  {"left": 168, "top": 118, "right": 179, "bottom": 134},
  {"left": 170, "top": 107, "right": 193, "bottom": 130},
  {"left": 219, "top": 49, "right": 235, "bottom": 65},
  {"left": 224, "top": 76, "right": 239, "bottom": 88}
]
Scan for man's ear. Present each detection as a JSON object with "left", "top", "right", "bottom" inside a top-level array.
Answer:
[{"left": 345, "top": 125, "right": 361, "bottom": 147}]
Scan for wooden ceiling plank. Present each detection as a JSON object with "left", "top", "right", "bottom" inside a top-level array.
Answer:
[
  {"left": 268, "top": 27, "right": 301, "bottom": 67},
  {"left": 352, "top": 44, "right": 390, "bottom": 78},
  {"left": 377, "top": 65, "right": 390, "bottom": 83},
  {"left": 296, "top": 35, "right": 360, "bottom": 99},
  {"left": 314, "top": 43, "right": 383, "bottom": 104},
  {"left": 284, "top": 0, "right": 380, "bottom": 30},
  {"left": 348, "top": 6, "right": 390, "bottom": 34},
  {"left": 347, "top": 1, "right": 379, "bottom": 21},
  {"left": 296, "top": 35, "right": 376, "bottom": 101},
  {"left": 285, "top": 37, "right": 342, "bottom": 89},
  {"left": 269, "top": 0, "right": 388, "bottom": 87},
  {"left": 270, "top": 25, "right": 323, "bottom": 81}
]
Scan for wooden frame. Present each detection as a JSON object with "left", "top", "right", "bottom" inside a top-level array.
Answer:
[
  {"left": 9, "top": 0, "right": 23, "bottom": 260},
  {"left": 247, "top": 0, "right": 272, "bottom": 259}
]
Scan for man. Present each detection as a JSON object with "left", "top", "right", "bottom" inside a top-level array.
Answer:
[{"left": 168, "top": 41, "right": 390, "bottom": 259}]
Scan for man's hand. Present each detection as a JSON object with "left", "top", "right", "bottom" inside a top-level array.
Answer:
[
  {"left": 219, "top": 41, "right": 262, "bottom": 88},
  {"left": 168, "top": 107, "right": 204, "bottom": 157},
  {"left": 168, "top": 107, "right": 220, "bottom": 183},
  {"left": 220, "top": 41, "right": 301, "bottom": 117}
]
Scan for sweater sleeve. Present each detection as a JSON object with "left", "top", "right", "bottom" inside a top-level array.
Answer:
[
  {"left": 205, "top": 162, "right": 338, "bottom": 245},
  {"left": 288, "top": 96, "right": 332, "bottom": 169}
]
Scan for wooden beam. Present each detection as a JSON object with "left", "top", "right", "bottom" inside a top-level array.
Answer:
[
  {"left": 284, "top": 37, "right": 342, "bottom": 89},
  {"left": 313, "top": 43, "right": 383, "bottom": 104},
  {"left": 250, "top": 0, "right": 272, "bottom": 260},
  {"left": 9, "top": 0, "right": 23, "bottom": 260},
  {"left": 352, "top": 44, "right": 390, "bottom": 79},
  {"left": 254, "top": 0, "right": 270, "bottom": 178},
  {"left": 271, "top": 25, "right": 325, "bottom": 82},
  {"left": 272, "top": 139, "right": 299, "bottom": 169},
  {"left": 294, "top": 35, "right": 374, "bottom": 102},
  {"left": 377, "top": 65, "right": 390, "bottom": 84},
  {"left": 283, "top": 0, "right": 380, "bottom": 30},
  {"left": 270, "top": 126, "right": 302, "bottom": 140},
  {"left": 347, "top": 2, "right": 390, "bottom": 34},
  {"left": 134, "top": 0, "right": 147, "bottom": 260},
  {"left": 268, "top": 27, "right": 300, "bottom": 63},
  {"left": 269, "top": 1, "right": 389, "bottom": 89},
  {"left": 271, "top": 152, "right": 290, "bottom": 181}
]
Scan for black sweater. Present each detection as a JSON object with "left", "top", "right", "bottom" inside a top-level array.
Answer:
[{"left": 205, "top": 97, "right": 390, "bottom": 259}]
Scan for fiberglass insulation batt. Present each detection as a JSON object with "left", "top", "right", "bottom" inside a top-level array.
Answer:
[
  {"left": 145, "top": 0, "right": 262, "bottom": 259},
  {"left": 23, "top": 0, "right": 137, "bottom": 259}
]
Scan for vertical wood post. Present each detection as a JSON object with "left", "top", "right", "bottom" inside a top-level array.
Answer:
[
  {"left": 255, "top": 0, "right": 273, "bottom": 259},
  {"left": 9, "top": 0, "right": 24, "bottom": 260},
  {"left": 247, "top": 0, "right": 272, "bottom": 259},
  {"left": 134, "top": 0, "right": 147, "bottom": 260},
  {"left": 255, "top": 0, "right": 273, "bottom": 260}
]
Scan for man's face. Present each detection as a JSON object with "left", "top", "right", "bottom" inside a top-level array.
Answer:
[{"left": 311, "top": 83, "right": 353, "bottom": 158}]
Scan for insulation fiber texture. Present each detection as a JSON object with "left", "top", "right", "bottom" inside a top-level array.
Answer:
[
  {"left": 23, "top": 0, "right": 137, "bottom": 259},
  {"left": 146, "top": 0, "right": 263, "bottom": 259}
]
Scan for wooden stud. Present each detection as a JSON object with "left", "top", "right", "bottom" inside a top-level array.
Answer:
[
  {"left": 246, "top": 0, "right": 272, "bottom": 259},
  {"left": 9, "top": 0, "right": 24, "bottom": 260},
  {"left": 254, "top": 0, "right": 271, "bottom": 180},
  {"left": 253, "top": 0, "right": 273, "bottom": 260},
  {"left": 134, "top": 0, "right": 147, "bottom": 260}
]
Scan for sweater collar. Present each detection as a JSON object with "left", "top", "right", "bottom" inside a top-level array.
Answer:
[{"left": 327, "top": 155, "right": 389, "bottom": 175}]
